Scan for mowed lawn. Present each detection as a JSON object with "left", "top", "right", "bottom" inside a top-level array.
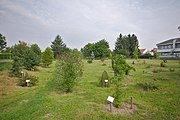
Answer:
[{"left": 0, "top": 59, "right": 180, "bottom": 120}]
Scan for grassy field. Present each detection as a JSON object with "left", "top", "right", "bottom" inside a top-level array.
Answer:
[{"left": 0, "top": 59, "right": 180, "bottom": 120}]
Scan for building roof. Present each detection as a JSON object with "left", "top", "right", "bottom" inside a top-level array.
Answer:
[
  {"left": 151, "top": 48, "right": 157, "bottom": 53},
  {"left": 156, "top": 38, "right": 180, "bottom": 46},
  {"left": 139, "top": 48, "right": 146, "bottom": 53}
]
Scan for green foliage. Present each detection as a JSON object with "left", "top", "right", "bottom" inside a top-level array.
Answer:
[
  {"left": 0, "top": 33, "right": 7, "bottom": 51},
  {"left": 54, "top": 52, "right": 83, "bottom": 93},
  {"left": 169, "top": 68, "right": 175, "bottom": 72},
  {"left": 99, "top": 71, "right": 109, "bottom": 87},
  {"left": 81, "top": 39, "right": 110, "bottom": 59},
  {"left": 137, "top": 81, "right": 159, "bottom": 91},
  {"left": 0, "top": 53, "right": 12, "bottom": 59},
  {"left": 154, "top": 52, "right": 160, "bottom": 59},
  {"left": 81, "top": 43, "right": 95, "bottom": 58},
  {"left": 51, "top": 34, "right": 66, "bottom": 59},
  {"left": 87, "top": 59, "right": 93, "bottom": 63},
  {"left": 139, "top": 53, "right": 153, "bottom": 59},
  {"left": 114, "top": 33, "right": 139, "bottom": 57},
  {"left": 133, "top": 47, "right": 139, "bottom": 59},
  {"left": 112, "top": 54, "right": 134, "bottom": 76},
  {"left": 160, "top": 62, "right": 166, "bottom": 67},
  {"left": 30, "top": 44, "right": 41, "bottom": 65},
  {"left": 42, "top": 47, "right": 54, "bottom": 67},
  {"left": 94, "top": 39, "right": 110, "bottom": 58},
  {"left": 113, "top": 87, "right": 124, "bottom": 108},
  {"left": 10, "top": 56, "right": 21, "bottom": 77},
  {"left": 11, "top": 41, "right": 41, "bottom": 73},
  {"left": 19, "top": 74, "right": 38, "bottom": 87},
  {"left": 163, "top": 59, "right": 167, "bottom": 63}
]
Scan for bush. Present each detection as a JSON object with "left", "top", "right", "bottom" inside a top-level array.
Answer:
[
  {"left": 169, "top": 68, "right": 175, "bottom": 72},
  {"left": 163, "top": 59, "right": 167, "bottom": 63},
  {"left": 99, "top": 71, "right": 109, "bottom": 87},
  {"left": 138, "top": 81, "right": 159, "bottom": 91},
  {"left": 113, "top": 88, "right": 124, "bottom": 108},
  {"left": 102, "top": 63, "right": 106, "bottom": 66},
  {"left": 160, "top": 62, "right": 166, "bottom": 67},
  {"left": 87, "top": 59, "right": 93, "bottom": 63},
  {"left": 19, "top": 74, "right": 38, "bottom": 87}
]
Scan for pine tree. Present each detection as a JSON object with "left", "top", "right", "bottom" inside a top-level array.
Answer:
[
  {"left": 0, "top": 33, "right": 7, "bottom": 51},
  {"left": 51, "top": 35, "right": 66, "bottom": 59}
]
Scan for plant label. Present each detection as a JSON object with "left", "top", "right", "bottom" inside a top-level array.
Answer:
[
  {"left": 26, "top": 80, "right": 30, "bottom": 83},
  {"left": 107, "top": 96, "right": 114, "bottom": 103},
  {"left": 104, "top": 80, "right": 108, "bottom": 83}
]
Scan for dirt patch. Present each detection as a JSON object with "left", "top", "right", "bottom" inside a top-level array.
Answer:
[{"left": 104, "top": 102, "right": 138, "bottom": 115}]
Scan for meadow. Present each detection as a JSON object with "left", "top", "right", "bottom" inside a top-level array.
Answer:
[{"left": 0, "top": 59, "right": 180, "bottom": 120}]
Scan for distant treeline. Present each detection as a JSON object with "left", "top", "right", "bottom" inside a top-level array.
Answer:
[{"left": 0, "top": 53, "right": 12, "bottom": 59}]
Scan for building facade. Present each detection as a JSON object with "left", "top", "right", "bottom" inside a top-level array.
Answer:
[{"left": 156, "top": 38, "right": 180, "bottom": 58}]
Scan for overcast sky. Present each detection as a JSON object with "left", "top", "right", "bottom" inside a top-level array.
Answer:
[{"left": 0, "top": 0, "right": 180, "bottom": 51}]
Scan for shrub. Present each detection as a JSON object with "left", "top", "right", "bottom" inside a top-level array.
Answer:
[
  {"left": 101, "top": 58, "right": 105, "bottom": 63},
  {"left": 113, "top": 88, "right": 124, "bottom": 108},
  {"left": 102, "top": 63, "right": 106, "bottom": 66},
  {"left": 163, "top": 59, "right": 167, "bottom": 63},
  {"left": 19, "top": 74, "right": 38, "bottom": 87},
  {"left": 138, "top": 81, "right": 159, "bottom": 91},
  {"left": 99, "top": 71, "right": 109, "bottom": 87},
  {"left": 160, "top": 62, "right": 166, "bottom": 67},
  {"left": 87, "top": 59, "right": 93, "bottom": 63},
  {"left": 169, "top": 68, "right": 175, "bottom": 72}
]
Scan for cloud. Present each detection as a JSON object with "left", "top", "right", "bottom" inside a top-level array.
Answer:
[{"left": 0, "top": 0, "right": 180, "bottom": 51}]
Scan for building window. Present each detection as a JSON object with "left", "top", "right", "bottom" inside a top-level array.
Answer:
[{"left": 175, "top": 43, "right": 180, "bottom": 48}]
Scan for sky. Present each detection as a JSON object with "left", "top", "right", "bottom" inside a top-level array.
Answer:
[{"left": 0, "top": 0, "right": 180, "bottom": 51}]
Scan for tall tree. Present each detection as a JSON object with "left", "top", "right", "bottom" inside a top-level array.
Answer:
[
  {"left": 51, "top": 35, "right": 66, "bottom": 59},
  {"left": 94, "top": 39, "right": 110, "bottom": 58},
  {"left": 114, "top": 33, "right": 139, "bottom": 57},
  {"left": 0, "top": 33, "right": 7, "bottom": 51},
  {"left": 30, "top": 44, "right": 41, "bottom": 65},
  {"left": 81, "top": 43, "right": 95, "bottom": 58}
]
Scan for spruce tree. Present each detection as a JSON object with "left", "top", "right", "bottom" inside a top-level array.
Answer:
[{"left": 51, "top": 35, "right": 66, "bottom": 59}]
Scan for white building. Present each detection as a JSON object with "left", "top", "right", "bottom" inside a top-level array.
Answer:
[{"left": 156, "top": 38, "right": 180, "bottom": 59}]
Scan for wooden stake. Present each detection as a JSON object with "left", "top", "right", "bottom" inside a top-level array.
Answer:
[
  {"left": 130, "top": 96, "right": 133, "bottom": 109},
  {"left": 110, "top": 102, "right": 112, "bottom": 112}
]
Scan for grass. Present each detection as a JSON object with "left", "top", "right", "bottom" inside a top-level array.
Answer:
[{"left": 0, "top": 59, "right": 180, "bottom": 120}]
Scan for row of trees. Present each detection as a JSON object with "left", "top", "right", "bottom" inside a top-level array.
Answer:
[
  {"left": 80, "top": 33, "right": 140, "bottom": 59},
  {"left": 1, "top": 33, "right": 140, "bottom": 60}
]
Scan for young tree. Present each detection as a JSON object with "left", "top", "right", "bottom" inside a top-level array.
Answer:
[
  {"left": 51, "top": 35, "right": 66, "bottom": 59},
  {"left": 133, "top": 47, "right": 139, "bottom": 59},
  {"left": 0, "top": 33, "right": 7, "bottom": 51},
  {"left": 42, "top": 47, "right": 54, "bottom": 67},
  {"left": 54, "top": 51, "right": 83, "bottom": 93}
]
